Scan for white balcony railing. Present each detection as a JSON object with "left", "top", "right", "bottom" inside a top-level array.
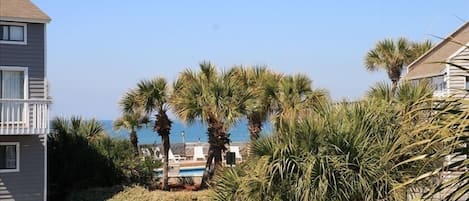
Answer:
[{"left": 0, "top": 99, "right": 50, "bottom": 135}]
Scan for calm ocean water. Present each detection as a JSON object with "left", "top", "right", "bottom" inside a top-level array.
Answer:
[{"left": 101, "top": 120, "right": 272, "bottom": 144}]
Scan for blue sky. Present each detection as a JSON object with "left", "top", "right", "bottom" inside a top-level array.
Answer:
[{"left": 36, "top": 0, "right": 469, "bottom": 120}]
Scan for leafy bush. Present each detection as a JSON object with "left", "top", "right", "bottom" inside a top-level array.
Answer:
[
  {"left": 48, "top": 117, "right": 161, "bottom": 201},
  {"left": 211, "top": 83, "right": 463, "bottom": 200},
  {"left": 118, "top": 157, "right": 162, "bottom": 186}
]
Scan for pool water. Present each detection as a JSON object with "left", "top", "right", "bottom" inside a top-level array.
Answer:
[
  {"left": 179, "top": 167, "right": 205, "bottom": 177},
  {"left": 155, "top": 166, "right": 205, "bottom": 177}
]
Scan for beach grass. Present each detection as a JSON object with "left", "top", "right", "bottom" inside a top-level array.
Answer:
[{"left": 69, "top": 185, "right": 212, "bottom": 201}]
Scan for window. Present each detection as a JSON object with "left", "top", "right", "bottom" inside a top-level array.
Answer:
[
  {"left": 1, "top": 70, "right": 25, "bottom": 99},
  {"left": 0, "top": 142, "right": 19, "bottom": 173},
  {"left": 0, "top": 22, "right": 26, "bottom": 44},
  {"left": 0, "top": 67, "right": 28, "bottom": 123},
  {"left": 431, "top": 75, "right": 446, "bottom": 91}
]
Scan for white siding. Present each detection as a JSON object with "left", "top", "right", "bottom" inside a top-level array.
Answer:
[{"left": 448, "top": 47, "right": 469, "bottom": 99}]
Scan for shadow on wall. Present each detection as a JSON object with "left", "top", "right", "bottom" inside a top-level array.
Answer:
[{"left": 0, "top": 179, "right": 14, "bottom": 200}]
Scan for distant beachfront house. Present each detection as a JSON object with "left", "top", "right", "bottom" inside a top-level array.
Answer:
[
  {"left": 403, "top": 22, "right": 469, "bottom": 99},
  {"left": 0, "top": 0, "right": 51, "bottom": 201}
]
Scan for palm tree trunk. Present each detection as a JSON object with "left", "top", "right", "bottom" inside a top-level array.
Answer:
[
  {"left": 389, "top": 66, "right": 401, "bottom": 92},
  {"left": 200, "top": 115, "right": 229, "bottom": 189},
  {"left": 248, "top": 114, "right": 262, "bottom": 141},
  {"left": 200, "top": 145, "right": 215, "bottom": 189},
  {"left": 154, "top": 111, "right": 173, "bottom": 191},
  {"left": 130, "top": 130, "right": 139, "bottom": 156},
  {"left": 161, "top": 134, "right": 170, "bottom": 191},
  {"left": 391, "top": 80, "right": 399, "bottom": 92}
]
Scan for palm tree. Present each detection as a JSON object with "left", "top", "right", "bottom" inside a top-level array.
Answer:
[
  {"left": 411, "top": 39, "right": 433, "bottom": 60},
  {"left": 51, "top": 116, "right": 105, "bottom": 140},
  {"left": 135, "top": 77, "right": 173, "bottom": 191},
  {"left": 367, "top": 80, "right": 434, "bottom": 113},
  {"left": 272, "top": 74, "right": 328, "bottom": 130},
  {"left": 114, "top": 91, "right": 148, "bottom": 155},
  {"left": 364, "top": 38, "right": 433, "bottom": 90},
  {"left": 171, "top": 61, "right": 251, "bottom": 188},
  {"left": 228, "top": 66, "right": 281, "bottom": 141}
]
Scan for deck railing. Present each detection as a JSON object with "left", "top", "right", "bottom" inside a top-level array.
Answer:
[{"left": 0, "top": 99, "right": 50, "bottom": 135}]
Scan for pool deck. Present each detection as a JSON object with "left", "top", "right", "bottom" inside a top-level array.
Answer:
[{"left": 177, "top": 161, "right": 205, "bottom": 167}]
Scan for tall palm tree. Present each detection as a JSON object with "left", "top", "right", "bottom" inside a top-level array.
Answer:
[
  {"left": 135, "top": 77, "right": 173, "bottom": 191},
  {"left": 171, "top": 61, "right": 251, "bottom": 188},
  {"left": 365, "top": 38, "right": 433, "bottom": 90},
  {"left": 114, "top": 90, "right": 147, "bottom": 155},
  {"left": 229, "top": 66, "right": 281, "bottom": 141}
]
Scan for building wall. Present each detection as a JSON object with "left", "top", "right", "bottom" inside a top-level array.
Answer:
[
  {"left": 0, "top": 135, "right": 45, "bottom": 201},
  {"left": 0, "top": 22, "right": 46, "bottom": 99},
  {"left": 448, "top": 46, "right": 469, "bottom": 99}
]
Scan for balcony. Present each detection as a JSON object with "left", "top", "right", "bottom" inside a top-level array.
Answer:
[{"left": 0, "top": 99, "right": 50, "bottom": 135}]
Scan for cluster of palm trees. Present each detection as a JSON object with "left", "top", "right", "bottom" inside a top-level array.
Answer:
[
  {"left": 114, "top": 61, "right": 327, "bottom": 190},
  {"left": 111, "top": 37, "right": 468, "bottom": 199}
]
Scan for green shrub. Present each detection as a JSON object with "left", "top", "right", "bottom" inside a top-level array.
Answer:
[
  {"left": 48, "top": 117, "right": 161, "bottom": 201},
  {"left": 118, "top": 157, "right": 162, "bottom": 186}
]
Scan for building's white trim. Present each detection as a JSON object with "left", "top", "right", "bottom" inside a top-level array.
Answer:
[
  {"left": 0, "top": 66, "right": 29, "bottom": 99},
  {"left": 0, "top": 17, "right": 50, "bottom": 24},
  {"left": 44, "top": 24, "right": 48, "bottom": 99},
  {"left": 446, "top": 64, "right": 451, "bottom": 95},
  {"left": 0, "top": 142, "right": 20, "bottom": 173},
  {"left": 0, "top": 21, "right": 27, "bottom": 45}
]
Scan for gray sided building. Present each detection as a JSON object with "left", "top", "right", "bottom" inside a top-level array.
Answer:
[{"left": 0, "top": 0, "right": 51, "bottom": 201}]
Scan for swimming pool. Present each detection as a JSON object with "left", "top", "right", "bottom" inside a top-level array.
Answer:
[
  {"left": 179, "top": 166, "right": 205, "bottom": 177},
  {"left": 155, "top": 166, "right": 205, "bottom": 177}
]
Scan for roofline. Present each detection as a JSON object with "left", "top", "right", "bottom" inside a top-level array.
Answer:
[
  {"left": 405, "top": 72, "right": 445, "bottom": 80},
  {"left": 0, "top": 16, "right": 50, "bottom": 23},
  {"left": 407, "top": 21, "right": 469, "bottom": 70}
]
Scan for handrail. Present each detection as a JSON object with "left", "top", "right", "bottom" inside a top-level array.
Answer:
[{"left": 0, "top": 99, "right": 50, "bottom": 135}]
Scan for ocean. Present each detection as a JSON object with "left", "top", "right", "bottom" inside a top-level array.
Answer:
[{"left": 101, "top": 119, "right": 272, "bottom": 144}]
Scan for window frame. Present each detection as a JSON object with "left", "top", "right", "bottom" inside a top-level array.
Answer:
[
  {"left": 0, "top": 142, "right": 20, "bottom": 173},
  {"left": 0, "top": 66, "right": 29, "bottom": 99},
  {"left": 0, "top": 66, "right": 29, "bottom": 124},
  {"left": 0, "top": 22, "right": 27, "bottom": 45}
]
